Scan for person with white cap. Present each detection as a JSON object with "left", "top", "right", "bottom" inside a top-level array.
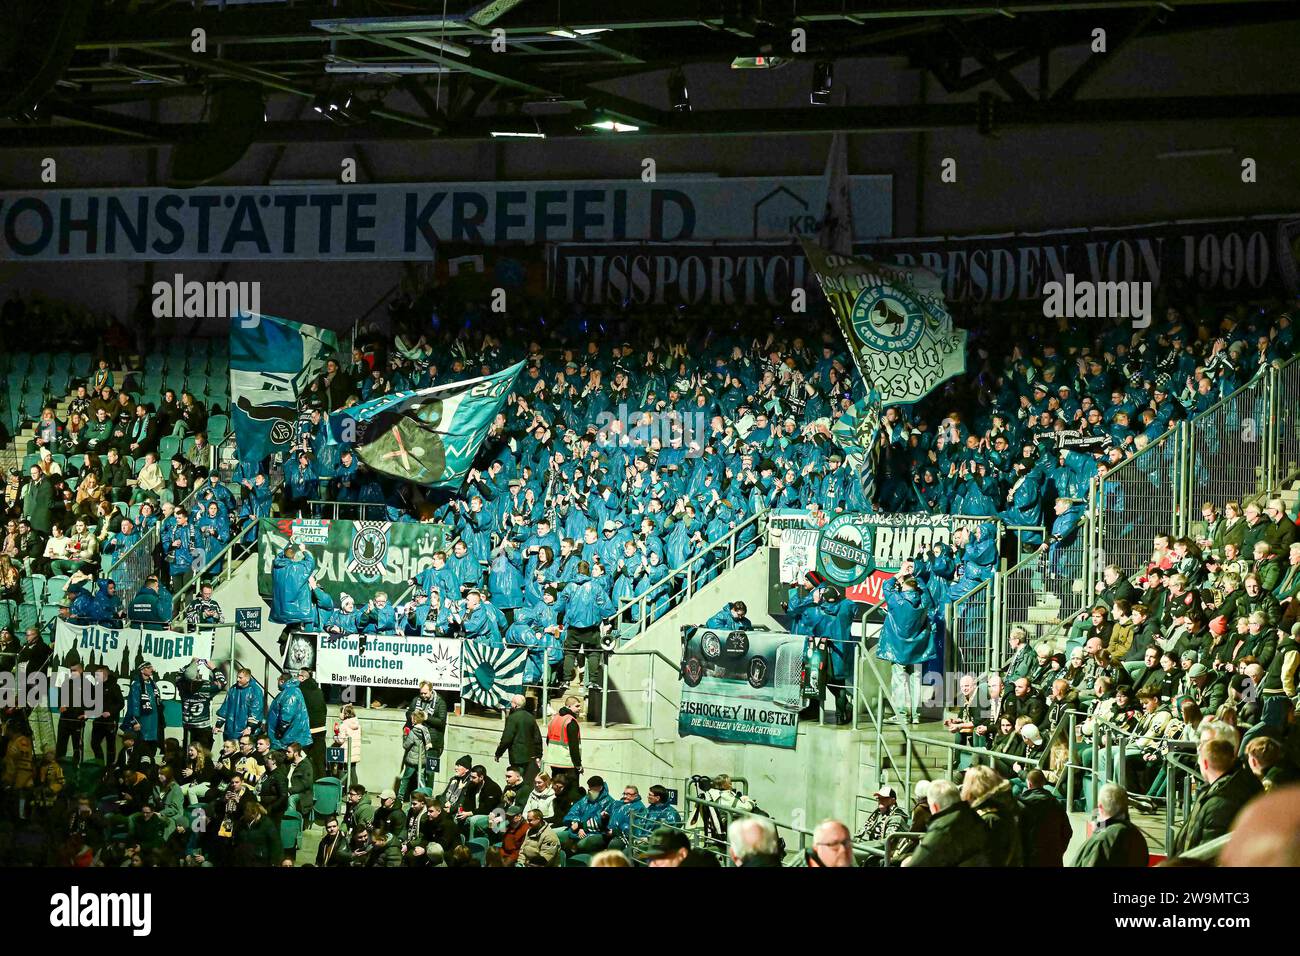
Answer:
[{"left": 856, "top": 783, "right": 910, "bottom": 852}]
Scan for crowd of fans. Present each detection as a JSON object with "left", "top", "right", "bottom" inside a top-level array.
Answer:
[
  {"left": 913, "top": 493, "right": 1300, "bottom": 866},
  {"left": 0, "top": 283, "right": 1297, "bottom": 868}
]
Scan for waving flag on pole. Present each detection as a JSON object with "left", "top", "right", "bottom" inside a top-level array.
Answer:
[
  {"left": 230, "top": 313, "right": 339, "bottom": 463},
  {"left": 332, "top": 361, "right": 523, "bottom": 487},
  {"left": 831, "top": 389, "right": 882, "bottom": 499},
  {"left": 460, "top": 641, "right": 526, "bottom": 708},
  {"left": 819, "top": 132, "right": 854, "bottom": 256},
  {"left": 801, "top": 239, "right": 966, "bottom": 406}
]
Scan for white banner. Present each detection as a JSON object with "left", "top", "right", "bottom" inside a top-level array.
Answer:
[
  {"left": 0, "top": 176, "right": 891, "bottom": 261},
  {"left": 778, "top": 528, "right": 820, "bottom": 584},
  {"left": 54, "top": 621, "right": 215, "bottom": 677},
  {"left": 314, "top": 633, "right": 463, "bottom": 691}
]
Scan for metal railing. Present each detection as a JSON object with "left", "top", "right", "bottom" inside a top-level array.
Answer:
[
  {"left": 614, "top": 509, "right": 767, "bottom": 639},
  {"left": 678, "top": 784, "right": 887, "bottom": 866}
]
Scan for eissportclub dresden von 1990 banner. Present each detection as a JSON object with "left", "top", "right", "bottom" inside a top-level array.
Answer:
[
  {"left": 257, "top": 517, "right": 449, "bottom": 607},
  {"left": 677, "top": 626, "right": 806, "bottom": 749}
]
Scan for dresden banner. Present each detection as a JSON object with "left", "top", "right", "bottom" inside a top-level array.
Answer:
[
  {"left": 855, "top": 215, "right": 1300, "bottom": 303},
  {"left": 816, "top": 513, "right": 994, "bottom": 605}
]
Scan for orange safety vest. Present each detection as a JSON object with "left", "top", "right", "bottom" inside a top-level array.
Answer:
[{"left": 546, "top": 713, "right": 577, "bottom": 768}]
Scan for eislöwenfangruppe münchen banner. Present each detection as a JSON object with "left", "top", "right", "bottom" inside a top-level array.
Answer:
[{"left": 0, "top": 176, "right": 891, "bottom": 261}]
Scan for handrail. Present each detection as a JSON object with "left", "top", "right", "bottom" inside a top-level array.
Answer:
[
  {"left": 680, "top": 790, "right": 886, "bottom": 866},
  {"left": 614, "top": 508, "right": 767, "bottom": 638}
]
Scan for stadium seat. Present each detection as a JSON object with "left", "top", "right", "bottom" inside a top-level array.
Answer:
[
  {"left": 567, "top": 853, "right": 591, "bottom": 867},
  {"left": 159, "top": 435, "right": 181, "bottom": 461},
  {"left": 22, "top": 574, "right": 46, "bottom": 606},
  {"left": 46, "top": 575, "right": 70, "bottom": 604},
  {"left": 466, "top": 837, "right": 490, "bottom": 864},
  {"left": 311, "top": 777, "right": 343, "bottom": 819},
  {"left": 0, "top": 600, "right": 16, "bottom": 630},
  {"left": 16, "top": 603, "right": 38, "bottom": 631},
  {"left": 207, "top": 414, "right": 230, "bottom": 442},
  {"left": 39, "top": 604, "right": 62, "bottom": 628},
  {"left": 281, "top": 810, "right": 303, "bottom": 850}
]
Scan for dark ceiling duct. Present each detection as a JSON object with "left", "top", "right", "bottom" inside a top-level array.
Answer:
[
  {"left": 167, "top": 80, "right": 266, "bottom": 187},
  {"left": 0, "top": 0, "right": 95, "bottom": 117}
]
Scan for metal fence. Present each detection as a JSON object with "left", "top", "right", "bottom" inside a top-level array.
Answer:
[
  {"left": 1271, "top": 359, "right": 1300, "bottom": 489},
  {"left": 1093, "top": 430, "right": 1179, "bottom": 590},
  {"left": 1185, "top": 372, "right": 1272, "bottom": 517}
]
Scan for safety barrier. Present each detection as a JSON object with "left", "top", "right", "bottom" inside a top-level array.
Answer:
[{"left": 614, "top": 509, "right": 767, "bottom": 639}]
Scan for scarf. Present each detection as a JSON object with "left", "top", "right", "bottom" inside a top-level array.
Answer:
[{"left": 137, "top": 677, "right": 154, "bottom": 714}]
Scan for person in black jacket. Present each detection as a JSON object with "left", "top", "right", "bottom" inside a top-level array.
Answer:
[
  {"left": 456, "top": 765, "right": 503, "bottom": 837},
  {"left": 297, "top": 667, "right": 328, "bottom": 779},
  {"left": 1017, "top": 769, "right": 1073, "bottom": 866},
  {"left": 406, "top": 683, "right": 448, "bottom": 770},
  {"left": 495, "top": 693, "right": 542, "bottom": 791},
  {"left": 286, "top": 741, "right": 316, "bottom": 818},
  {"left": 259, "top": 750, "right": 289, "bottom": 822},
  {"left": 316, "top": 816, "right": 350, "bottom": 867},
  {"left": 54, "top": 663, "right": 93, "bottom": 762}
]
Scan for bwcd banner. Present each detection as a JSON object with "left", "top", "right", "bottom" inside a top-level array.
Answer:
[
  {"left": 54, "top": 621, "right": 215, "bottom": 678},
  {"left": 678, "top": 626, "right": 805, "bottom": 749},
  {"left": 816, "top": 512, "right": 994, "bottom": 604},
  {"left": 257, "top": 517, "right": 450, "bottom": 607}
]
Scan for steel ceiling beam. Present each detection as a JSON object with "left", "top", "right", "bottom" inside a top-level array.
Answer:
[
  {"left": 5, "top": 93, "right": 1298, "bottom": 149},
  {"left": 321, "top": 25, "right": 668, "bottom": 128}
]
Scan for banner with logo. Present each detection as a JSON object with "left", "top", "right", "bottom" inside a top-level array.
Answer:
[
  {"left": 460, "top": 641, "right": 526, "bottom": 708},
  {"left": 778, "top": 527, "right": 820, "bottom": 585},
  {"left": 678, "top": 626, "right": 804, "bottom": 749},
  {"left": 230, "top": 313, "right": 340, "bottom": 464},
  {"left": 331, "top": 362, "right": 523, "bottom": 487},
  {"left": 801, "top": 239, "right": 967, "bottom": 406},
  {"left": 53, "top": 621, "right": 215, "bottom": 678},
  {"left": 816, "top": 513, "right": 994, "bottom": 605},
  {"left": 0, "top": 176, "right": 891, "bottom": 261},
  {"left": 286, "top": 632, "right": 463, "bottom": 691},
  {"left": 854, "top": 215, "right": 1300, "bottom": 303},
  {"left": 257, "top": 517, "right": 450, "bottom": 607}
]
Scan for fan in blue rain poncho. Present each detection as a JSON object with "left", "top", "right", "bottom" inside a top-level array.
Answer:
[{"left": 876, "top": 561, "right": 940, "bottom": 724}]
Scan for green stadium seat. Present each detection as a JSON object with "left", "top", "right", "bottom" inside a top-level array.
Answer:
[
  {"left": 311, "top": 777, "right": 343, "bottom": 820},
  {"left": 278, "top": 811, "right": 300, "bottom": 848},
  {"left": 22, "top": 574, "right": 46, "bottom": 606},
  {"left": 46, "top": 576, "right": 70, "bottom": 604}
]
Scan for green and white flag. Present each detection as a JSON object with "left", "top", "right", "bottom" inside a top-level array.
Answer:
[
  {"left": 331, "top": 361, "right": 524, "bottom": 486},
  {"left": 801, "top": 239, "right": 966, "bottom": 405}
]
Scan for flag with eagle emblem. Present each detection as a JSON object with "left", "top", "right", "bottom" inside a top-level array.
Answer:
[{"left": 460, "top": 641, "right": 526, "bottom": 708}]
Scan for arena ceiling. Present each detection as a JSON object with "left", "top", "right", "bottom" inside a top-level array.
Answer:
[{"left": 3, "top": 0, "right": 1300, "bottom": 151}]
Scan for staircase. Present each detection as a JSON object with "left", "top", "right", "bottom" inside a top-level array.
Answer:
[{"left": 0, "top": 367, "right": 134, "bottom": 472}]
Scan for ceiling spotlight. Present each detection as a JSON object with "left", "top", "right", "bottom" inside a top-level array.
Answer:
[
  {"left": 313, "top": 91, "right": 370, "bottom": 126},
  {"left": 588, "top": 119, "right": 639, "bottom": 132},
  {"left": 667, "top": 69, "right": 690, "bottom": 113},
  {"left": 12, "top": 101, "right": 48, "bottom": 124},
  {"left": 810, "top": 61, "right": 833, "bottom": 105}
]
